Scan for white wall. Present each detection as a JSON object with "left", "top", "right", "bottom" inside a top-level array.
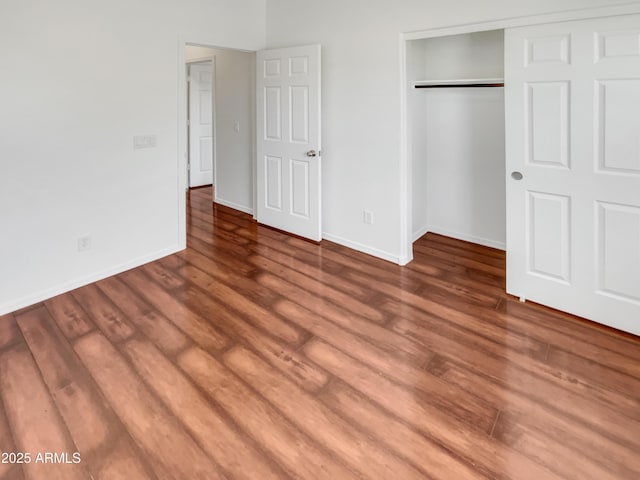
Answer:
[
  {"left": 407, "top": 40, "right": 428, "bottom": 241},
  {"left": 411, "top": 31, "right": 506, "bottom": 249},
  {"left": 0, "top": 0, "right": 266, "bottom": 314},
  {"left": 185, "top": 46, "right": 255, "bottom": 213},
  {"left": 212, "top": 49, "right": 256, "bottom": 214},
  {"left": 265, "top": 0, "right": 639, "bottom": 263}
]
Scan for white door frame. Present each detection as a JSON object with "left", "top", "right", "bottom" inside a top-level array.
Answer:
[
  {"left": 187, "top": 57, "right": 216, "bottom": 188},
  {"left": 398, "top": 2, "right": 640, "bottom": 266}
]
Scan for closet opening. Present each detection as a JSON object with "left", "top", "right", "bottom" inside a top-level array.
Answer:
[
  {"left": 400, "top": 5, "right": 640, "bottom": 334},
  {"left": 406, "top": 29, "right": 506, "bottom": 257}
]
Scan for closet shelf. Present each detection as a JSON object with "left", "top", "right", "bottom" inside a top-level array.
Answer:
[{"left": 414, "top": 78, "right": 504, "bottom": 89}]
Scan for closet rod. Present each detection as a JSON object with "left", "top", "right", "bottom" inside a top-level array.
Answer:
[{"left": 415, "top": 83, "right": 504, "bottom": 89}]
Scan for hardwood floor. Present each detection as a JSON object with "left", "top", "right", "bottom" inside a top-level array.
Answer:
[{"left": 1, "top": 186, "right": 639, "bottom": 479}]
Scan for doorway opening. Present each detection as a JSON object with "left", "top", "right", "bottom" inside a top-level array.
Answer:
[
  {"left": 178, "top": 41, "right": 324, "bottom": 248},
  {"left": 187, "top": 56, "right": 215, "bottom": 189},
  {"left": 183, "top": 43, "right": 257, "bottom": 215},
  {"left": 399, "top": 3, "right": 640, "bottom": 264},
  {"left": 405, "top": 30, "right": 506, "bottom": 255}
]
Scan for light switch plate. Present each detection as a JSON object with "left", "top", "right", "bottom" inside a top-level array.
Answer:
[{"left": 134, "top": 135, "right": 157, "bottom": 149}]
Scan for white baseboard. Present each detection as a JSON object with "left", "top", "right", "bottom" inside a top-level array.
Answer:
[
  {"left": 214, "top": 196, "right": 254, "bottom": 216},
  {"left": 397, "top": 252, "right": 413, "bottom": 266},
  {"left": 418, "top": 224, "right": 506, "bottom": 251},
  {"left": 412, "top": 224, "right": 431, "bottom": 242},
  {"left": 0, "top": 244, "right": 183, "bottom": 316},
  {"left": 322, "top": 232, "right": 403, "bottom": 265}
]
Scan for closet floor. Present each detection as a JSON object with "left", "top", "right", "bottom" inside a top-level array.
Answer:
[{"left": 1, "top": 186, "right": 638, "bottom": 480}]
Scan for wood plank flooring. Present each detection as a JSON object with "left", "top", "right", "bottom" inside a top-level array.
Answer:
[{"left": 1, "top": 185, "right": 639, "bottom": 479}]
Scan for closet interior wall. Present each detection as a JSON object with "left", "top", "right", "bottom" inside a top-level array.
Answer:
[{"left": 409, "top": 30, "right": 507, "bottom": 250}]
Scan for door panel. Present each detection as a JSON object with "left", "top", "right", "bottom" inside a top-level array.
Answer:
[
  {"left": 265, "top": 156, "right": 283, "bottom": 211},
  {"left": 597, "top": 202, "right": 640, "bottom": 304},
  {"left": 596, "top": 30, "right": 640, "bottom": 61},
  {"left": 290, "top": 86, "right": 309, "bottom": 143},
  {"left": 265, "top": 87, "right": 282, "bottom": 140},
  {"left": 291, "top": 159, "right": 310, "bottom": 218},
  {"left": 526, "top": 82, "right": 570, "bottom": 167},
  {"left": 256, "top": 45, "right": 321, "bottom": 241},
  {"left": 525, "top": 35, "right": 571, "bottom": 66},
  {"left": 526, "top": 191, "right": 571, "bottom": 283},
  {"left": 189, "top": 62, "right": 214, "bottom": 187},
  {"left": 506, "top": 15, "right": 640, "bottom": 335},
  {"left": 597, "top": 80, "right": 640, "bottom": 173}
]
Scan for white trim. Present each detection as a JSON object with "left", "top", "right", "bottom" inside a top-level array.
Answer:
[
  {"left": 251, "top": 53, "right": 258, "bottom": 220},
  {"left": 186, "top": 55, "right": 215, "bottom": 65},
  {"left": 422, "top": 225, "right": 506, "bottom": 251},
  {"left": 177, "top": 43, "right": 188, "bottom": 251},
  {"left": 0, "top": 245, "right": 182, "bottom": 316},
  {"left": 412, "top": 224, "right": 431, "bottom": 243},
  {"left": 211, "top": 57, "right": 217, "bottom": 188},
  {"left": 322, "top": 232, "right": 404, "bottom": 265},
  {"left": 214, "top": 198, "right": 254, "bottom": 216},
  {"left": 398, "top": 32, "right": 413, "bottom": 267},
  {"left": 404, "top": 2, "right": 640, "bottom": 40},
  {"left": 397, "top": 252, "right": 412, "bottom": 266},
  {"left": 399, "top": 2, "right": 640, "bottom": 266}
]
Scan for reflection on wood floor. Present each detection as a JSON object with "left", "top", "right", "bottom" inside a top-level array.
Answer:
[{"left": 1, "top": 186, "right": 639, "bottom": 479}]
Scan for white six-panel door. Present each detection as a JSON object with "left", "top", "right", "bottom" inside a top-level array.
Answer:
[
  {"left": 256, "top": 45, "right": 322, "bottom": 241},
  {"left": 189, "top": 62, "right": 214, "bottom": 187},
  {"left": 505, "top": 15, "right": 640, "bottom": 335}
]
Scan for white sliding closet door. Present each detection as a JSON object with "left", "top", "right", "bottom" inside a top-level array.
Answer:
[{"left": 505, "top": 15, "right": 640, "bottom": 335}]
